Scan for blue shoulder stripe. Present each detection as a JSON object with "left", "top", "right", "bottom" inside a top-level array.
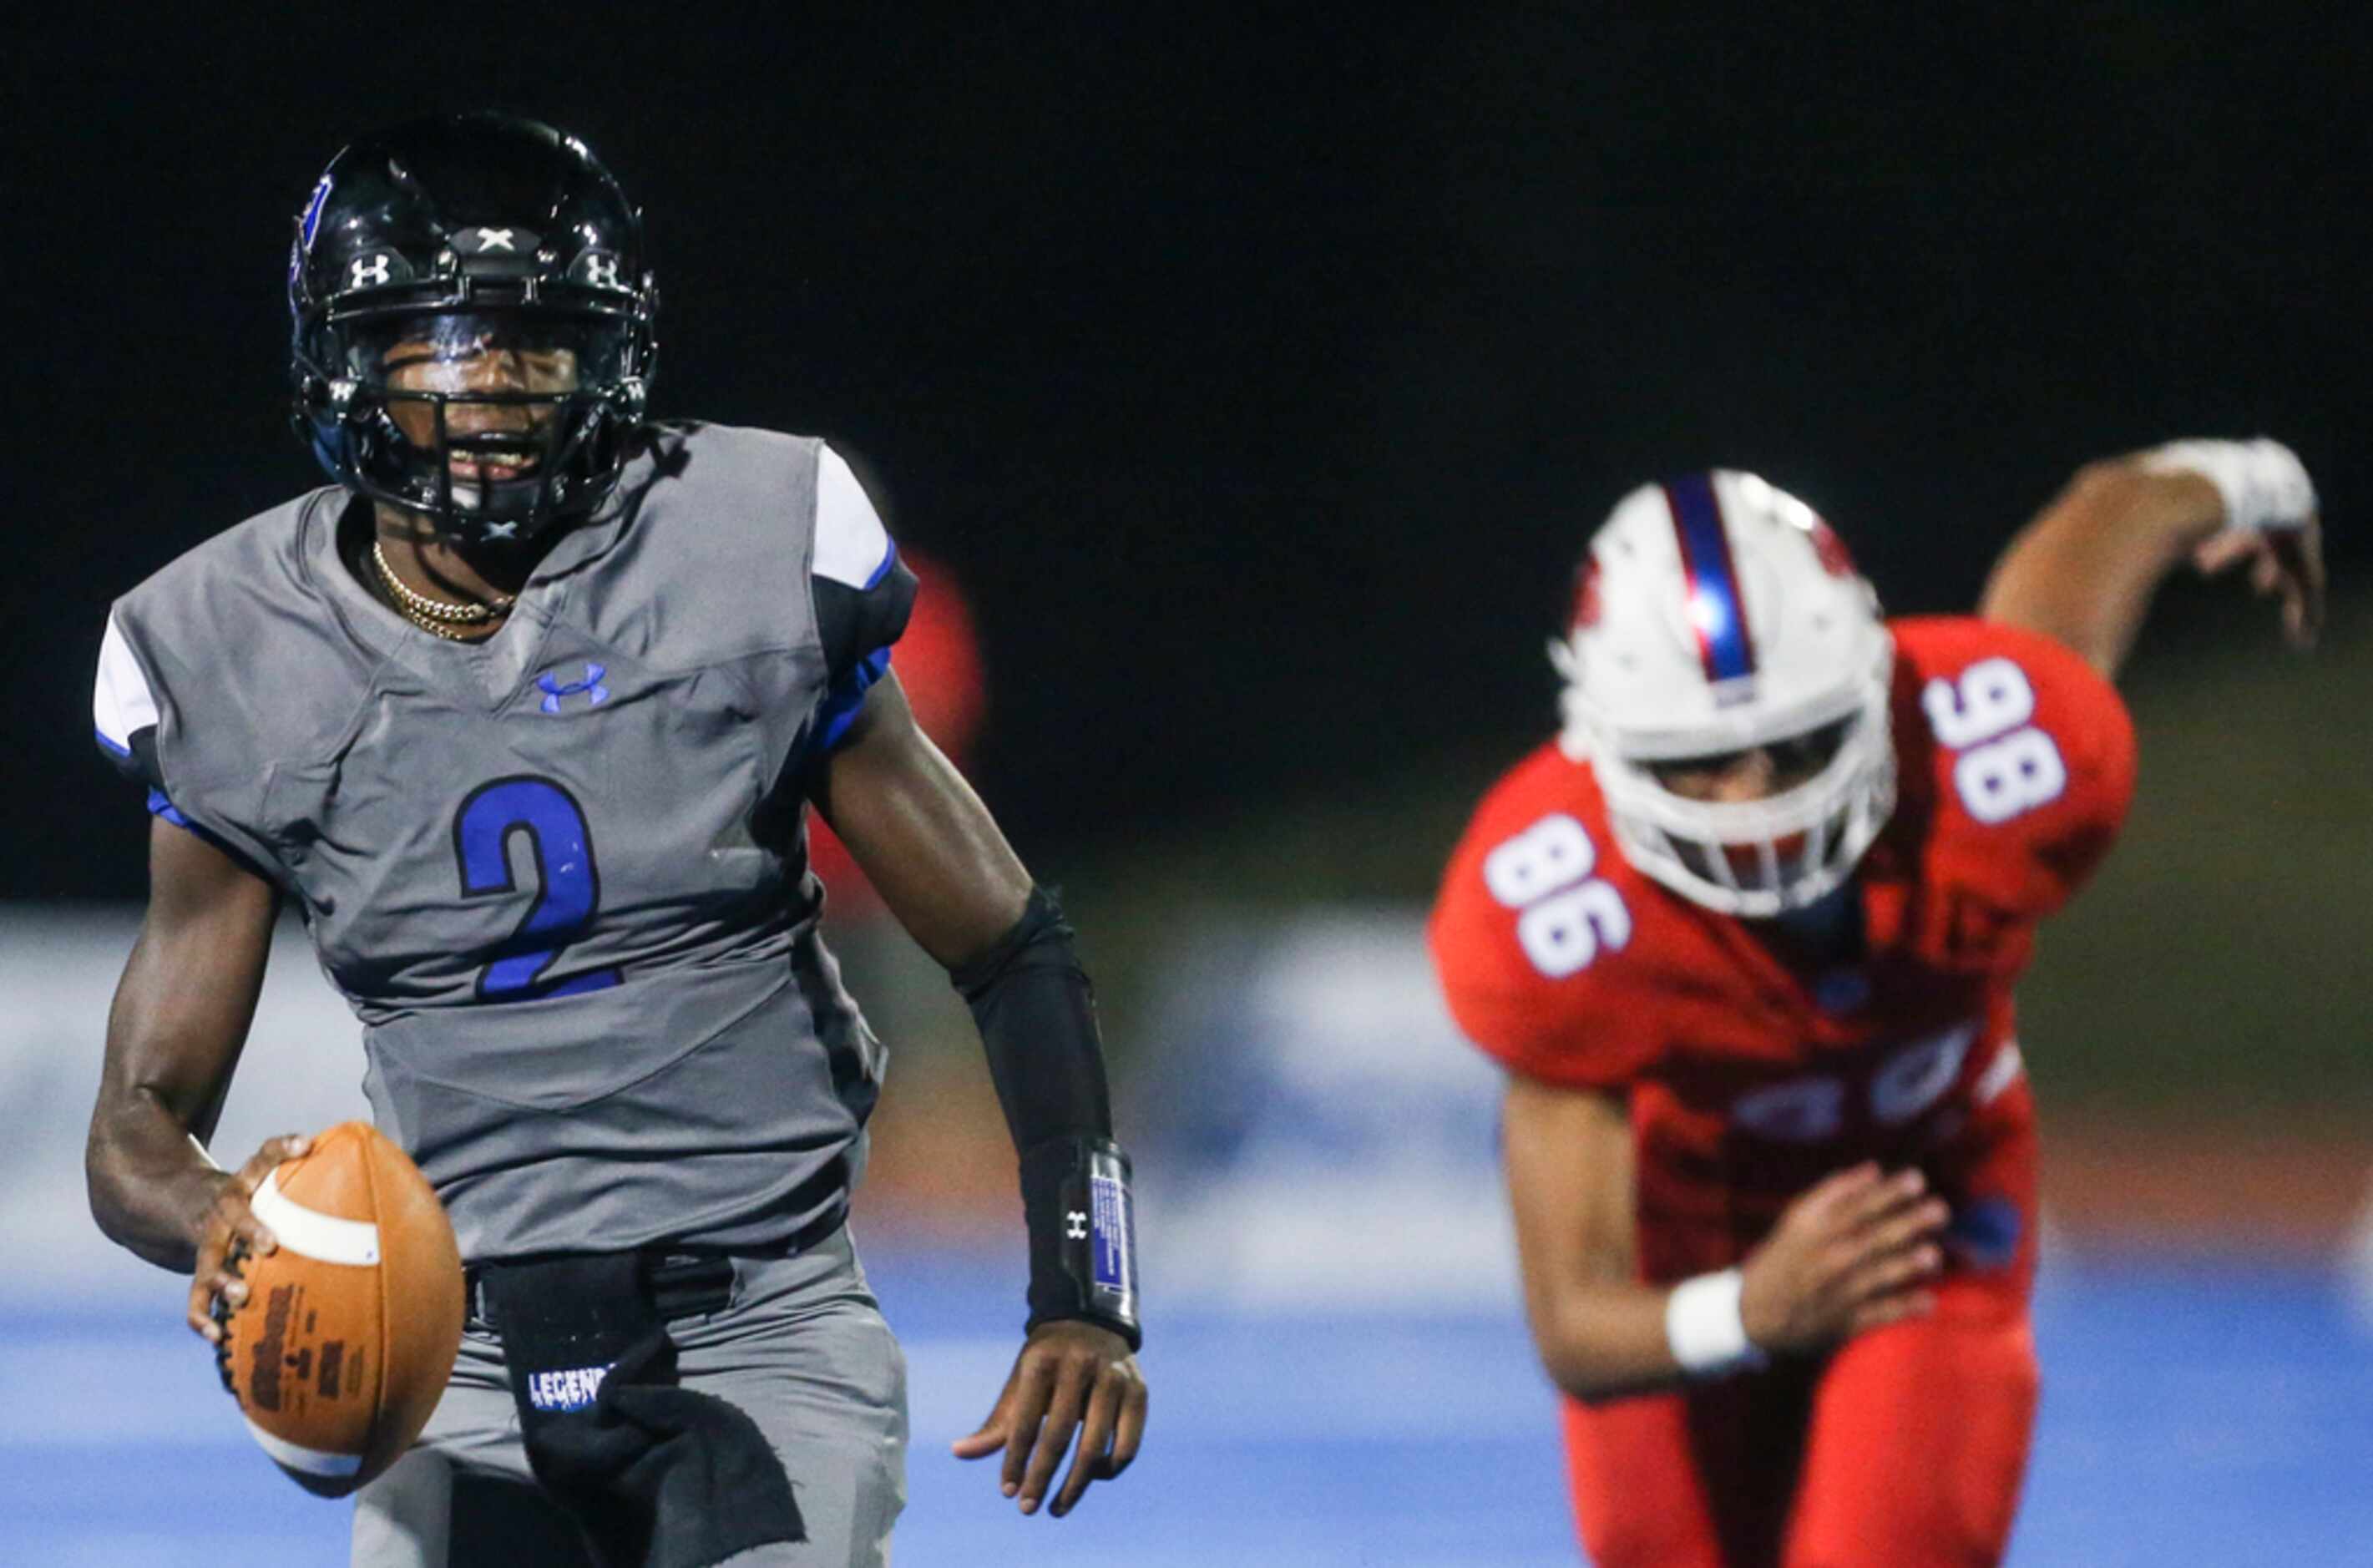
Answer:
[
  {"left": 145, "top": 787, "right": 193, "bottom": 830},
  {"left": 817, "top": 646, "right": 893, "bottom": 753}
]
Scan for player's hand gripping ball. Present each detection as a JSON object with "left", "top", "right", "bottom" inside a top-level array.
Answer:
[{"left": 210, "top": 1121, "right": 464, "bottom": 1496}]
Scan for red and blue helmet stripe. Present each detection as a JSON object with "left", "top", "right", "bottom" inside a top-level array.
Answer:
[{"left": 1662, "top": 473, "right": 1758, "bottom": 684}]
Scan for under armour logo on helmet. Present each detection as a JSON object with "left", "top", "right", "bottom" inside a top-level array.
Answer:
[
  {"left": 582, "top": 253, "right": 621, "bottom": 288},
  {"left": 349, "top": 253, "right": 394, "bottom": 289},
  {"left": 537, "top": 664, "right": 611, "bottom": 715},
  {"left": 473, "top": 227, "right": 517, "bottom": 252}
]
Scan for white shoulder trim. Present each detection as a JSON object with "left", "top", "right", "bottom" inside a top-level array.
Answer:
[
  {"left": 812, "top": 444, "right": 895, "bottom": 589},
  {"left": 94, "top": 615, "right": 160, "bottom": 755}
]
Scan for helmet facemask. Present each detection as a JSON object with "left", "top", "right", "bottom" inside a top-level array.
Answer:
[
  {"left": 297, "top": 308, "right": 648, "bottom": 546},
  {"left": 1569, "top": 635, "right": 1898, "bottom": 918}
]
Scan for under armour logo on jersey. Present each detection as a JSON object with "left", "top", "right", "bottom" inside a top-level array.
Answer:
[
  {"left": 349, "top": 253, "right": 394, "bottom": 288},
  {"left": 473, "top": 227, "right": 517, "bottom": 252},
  {"left": 538, "top": 664, "right": 611, "bottom": 715}
]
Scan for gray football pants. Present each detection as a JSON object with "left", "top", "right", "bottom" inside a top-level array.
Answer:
[{"left": 352, "top": 1227, "right": 908, "bottom": 1568}]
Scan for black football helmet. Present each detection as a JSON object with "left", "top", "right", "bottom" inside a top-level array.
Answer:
[{"left": 288, "top": 113, "right": 658, "bottom": 545}]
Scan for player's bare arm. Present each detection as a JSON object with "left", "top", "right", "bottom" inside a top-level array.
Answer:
[
  {"left": 1983, "top": 439, "right": 2324, "bottom": 679},
  {"left": 1503, "top": 1074, "right": 1947, "bottom": 1404},
  {"left": 83, "top": 816, "right": 310, "bottom": 1340},
  {"left": 816, "top": 671, "right": 1148, "bottom": 1520},
  {"left": 811, "top": 670, "right": 1032, "bottom": 965}
]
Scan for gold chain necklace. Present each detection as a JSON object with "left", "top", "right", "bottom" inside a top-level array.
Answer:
[{"left": 371, "top": 540, "right": 516, "bottom": 640}]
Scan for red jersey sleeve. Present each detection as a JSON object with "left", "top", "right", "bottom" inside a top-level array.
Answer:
[
  {"left": 1895, "top": 616, "right": 2139, "bottom": 920},
  {"left": 1428, "top": 746, "right": 1662, "bottom": 1091}
]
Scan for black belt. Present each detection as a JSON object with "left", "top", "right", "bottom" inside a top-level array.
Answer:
[{"left": 463, "top": 1197, "right": 848, "bottom": 1334}]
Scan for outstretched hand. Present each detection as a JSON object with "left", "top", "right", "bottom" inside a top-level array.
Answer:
[
  {"left": 952, "top": 1319, "right": 1146, "bottom": 1518},
  {"left": 2194, "top": 513, "right": 2325, "bottom": 650}
]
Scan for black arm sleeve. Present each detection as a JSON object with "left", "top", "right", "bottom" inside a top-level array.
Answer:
[
  {"left": 950, "top": 885, "right": 1114, "bottom": 1151},
  {"left": 954, "top": 886, "right": 1141, "bottom": 1348}
]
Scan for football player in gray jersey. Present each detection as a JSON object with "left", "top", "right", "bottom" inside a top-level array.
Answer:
[{"left": 83, "top": 114, "right": 1146, "bottom": 1567}]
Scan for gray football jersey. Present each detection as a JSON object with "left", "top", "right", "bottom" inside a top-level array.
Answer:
[{"left": 94, "top": 423, "right": 918, "bottom": 1260}]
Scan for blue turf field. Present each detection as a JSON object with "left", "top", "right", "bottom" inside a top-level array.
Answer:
[{"left": 6, "top": 1252, "right": 2370, "bottom": 1566}]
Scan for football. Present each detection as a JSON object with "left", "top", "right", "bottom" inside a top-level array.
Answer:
[{"left": 216, "top": 1120, "right": 465, "bottom": 1497}]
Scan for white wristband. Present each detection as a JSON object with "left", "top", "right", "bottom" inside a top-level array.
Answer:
[
  {"left": 2138, "top": 438, "right": 2316, "bottom": 537},
  {"left": 1664, "top": 1268, "right": 1768, "bottom": 1378}
]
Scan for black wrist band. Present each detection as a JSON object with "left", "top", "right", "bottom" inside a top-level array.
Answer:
[{"left": 1020, "top": 1136, "right": 1141, "bottom": 1351}]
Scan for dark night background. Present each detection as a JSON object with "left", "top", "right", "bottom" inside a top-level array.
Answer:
[
  {"left": 7, "top": 17, "right": 2372, "bottom": 1558},
  {"left": 8, "top": 6, "right": 2367, "bottom": 901}
]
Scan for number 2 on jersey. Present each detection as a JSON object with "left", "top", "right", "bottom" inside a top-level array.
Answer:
[
  {"left": 1920, "top": 656, "right": 2067, "bottom": 825},
  {"left": 1484, "top": 813, "right": 1632, "bottom": 978},
  {"left": 453, "top": 776, "right": 622, "bottom": 1001}
]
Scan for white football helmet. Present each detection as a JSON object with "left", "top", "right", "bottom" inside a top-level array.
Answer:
[{"left": 1551, "top": 470, "right": 1896, "bottom": 917}]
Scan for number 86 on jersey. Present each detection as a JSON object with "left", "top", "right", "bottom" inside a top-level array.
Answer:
[{"left": 1484, "top": 815, "right": 1633, "bottom": 979}]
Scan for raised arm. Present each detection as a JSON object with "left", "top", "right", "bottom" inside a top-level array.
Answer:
[
  {"left": 87, "top": 816, "right": 311, "bottom": 1337},
  {"left": 1505, "top": 1074, "right": 1948, "bottom": 1404},
  {"left": 1981, "top": 438, "right": 2323, "bottom": 681},
  {"left": 812, "top": 671, "right": 1146, "bottom": 1520}
]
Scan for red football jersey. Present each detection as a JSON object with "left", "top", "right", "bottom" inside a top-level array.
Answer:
[{"left": 1430, "top": 617, "right": 2136, "bottom": 1275}]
